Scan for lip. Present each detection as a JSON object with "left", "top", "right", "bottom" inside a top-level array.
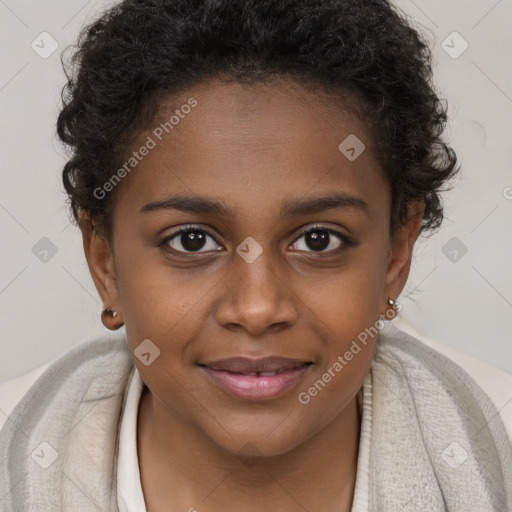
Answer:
[{"left": 198, "top": 356, "right": 313, "bottom": 400}]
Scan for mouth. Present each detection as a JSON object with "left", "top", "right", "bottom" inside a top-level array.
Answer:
[{"left": 198, "top": 357, "right": 313, "bottom": 400}]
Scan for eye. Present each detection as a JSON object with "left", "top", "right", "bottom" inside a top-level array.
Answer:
[
  {"left": 160, "top": 225, "right": 223, "bottom": 254},
  {"left": 290, "top": 225, "right": 352, "bottom": 253}
]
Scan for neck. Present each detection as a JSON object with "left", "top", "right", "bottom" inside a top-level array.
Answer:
[{"left": 137, "top": 386, "right": 362, "bottom": 512}]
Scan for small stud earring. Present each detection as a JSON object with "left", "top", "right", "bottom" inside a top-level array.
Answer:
[
  {"left": 101, "top": 307, "right": 123, "bottom": 330},
  {"left": 386, "top": 297, "right": 401, "bottom": 317},
  {"left": 102, "top": 308, "right": 118, "bottom": 318},
  {"left": 379, "top": 297, "right": 401, "bottom": 322}
]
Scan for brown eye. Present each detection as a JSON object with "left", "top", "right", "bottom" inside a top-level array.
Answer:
[
  {"left": 290, "top": 226, "right": 352, "bottom": 253},
  {"left": 161, "top": 225, "right": 222, "bottom": 254},
  {"left": 304, "top": 230, "right": 330, "bottom": 251}
]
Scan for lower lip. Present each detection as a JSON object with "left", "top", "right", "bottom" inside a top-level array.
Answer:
[{"left": 199, "top": 365, "right": 311, "bottom": 400}]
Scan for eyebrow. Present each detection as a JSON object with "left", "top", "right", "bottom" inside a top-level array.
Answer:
[{"left": 140, "top": 193, "right": 369, "bottom": 218}]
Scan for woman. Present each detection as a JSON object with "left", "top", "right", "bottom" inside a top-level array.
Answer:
[{"left": 1, "top": 0, "right": 511, "bottom": 510}]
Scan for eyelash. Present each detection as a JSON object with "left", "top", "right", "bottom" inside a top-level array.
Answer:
[{"left": 159, "top": 224, "right": 354, "bottom": 255}]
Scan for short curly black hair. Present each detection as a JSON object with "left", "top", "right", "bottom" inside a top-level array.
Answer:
[{"left": 57, "top": 0, "right": 459, "bottom": 244}]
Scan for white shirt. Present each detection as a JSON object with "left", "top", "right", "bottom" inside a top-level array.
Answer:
[
  {"left": 117, "top": 367, "right": 149, "bottom": 512},
  {"left": 115, "top": 367, "right": 374, "bottom": 512}
]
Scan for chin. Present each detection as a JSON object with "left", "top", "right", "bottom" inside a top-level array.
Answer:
[{"left": 204, "top": 419, "right": 313, "bottom": 460}]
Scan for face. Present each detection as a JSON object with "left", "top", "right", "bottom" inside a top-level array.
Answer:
[{"left": 83, "top": 77, "right": 423, "bottom": 457}]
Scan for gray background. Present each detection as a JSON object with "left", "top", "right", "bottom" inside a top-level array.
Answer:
[{"left": 1, "top": 0, "right": 511, "bottom": 382}]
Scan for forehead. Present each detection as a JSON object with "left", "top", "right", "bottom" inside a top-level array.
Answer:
[{"left": 112, "top": 77, "right": 388, "bottom": 223}]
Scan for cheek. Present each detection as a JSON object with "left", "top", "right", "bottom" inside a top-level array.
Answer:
[
  {"left": 295, "top": 241, "right": 387, "bottom": 394},
  {"left": 299, "top": 245, "right": 389, "bottom": 332},
  {"left": 299, "top": 347, "right": 372, "bottom": 419},
  {"left": 296, "top": 302, "right": 378, "bottom": 435},
  {"left": 114, "top": 249, "right": 207, "bottom": 359}
]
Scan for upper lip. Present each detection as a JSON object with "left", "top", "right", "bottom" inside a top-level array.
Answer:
[{"left": 199, "top": 357, "right": 312, "bottom": 374}]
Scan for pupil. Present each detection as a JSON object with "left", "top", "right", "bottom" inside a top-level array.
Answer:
[
  {"left": 306, "top": 230, "right": 329, "bottom": 251},
  {"left": 182, "top": 231, "right": 206, "bottom": 251}
]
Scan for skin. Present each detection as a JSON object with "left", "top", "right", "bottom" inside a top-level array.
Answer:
[{"left": 80, "top": 77, "right": 424, "bottom": 512}]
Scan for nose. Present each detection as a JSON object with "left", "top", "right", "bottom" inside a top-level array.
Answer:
[{"left": 214, "top": 248, "right": 298, "bottom": 336}]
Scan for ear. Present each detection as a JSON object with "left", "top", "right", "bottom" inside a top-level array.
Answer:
[
  {"left": 380, "top": 199, "right": 425, "bottom": 316},
  {"left": 79, "top": 211, "right": 123, "bottom": 329}
]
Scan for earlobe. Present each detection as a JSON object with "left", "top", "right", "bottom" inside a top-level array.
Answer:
[
  {"left": 79, "top": 212, "right": 124, "bottom": 329},
  {"left": 381, "top": 200, "right": 425, "bottom": 315},
  {"left": 101, "top": 307, "right": 124, "bottom": 330}
]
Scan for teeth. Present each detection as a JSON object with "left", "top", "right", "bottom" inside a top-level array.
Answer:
[{"left": 243, "top": 371, "right": 279, "bottom": 377}]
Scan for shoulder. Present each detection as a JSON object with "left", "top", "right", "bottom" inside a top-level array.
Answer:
[
  {"left": 0, "top": 329, "right": 131, "bottom": 434},
  {"left": 0, "top": 360, "right": 54, "bottom": 432},
  {"left": 391, "top": 317, "right": 512, "bottom": 442}
]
